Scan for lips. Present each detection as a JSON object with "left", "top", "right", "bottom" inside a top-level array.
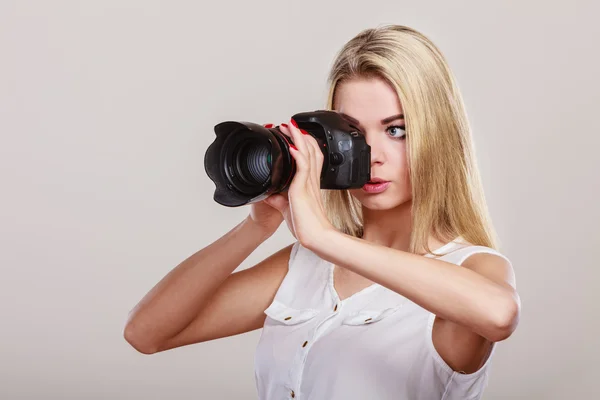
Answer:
[
  {"left": 362, "top": 180, "right": 391, "bottom": 193},
  {"left": 367, "top": 177, "right": 388, "bottom": 184}
]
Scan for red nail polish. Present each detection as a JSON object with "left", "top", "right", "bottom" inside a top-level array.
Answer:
[
  {"left": 300, "top": 129, "right": 309, "bottom": 135},
  {"left": 291, "top": 119, "right": 299, "bottom": 128},
  {"left": 264, "top": 123, "right": 274, "bottom": 128},
  {"left": 290, "top": 144, "right": 298, "bottom": 150},
  {"left": 281, "top": 123, "right": 288, "bottom": 128}
]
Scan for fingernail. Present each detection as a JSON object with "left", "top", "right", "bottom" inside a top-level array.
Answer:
[
  {"left": 264, "top": 123, "right": 274, "bottom": 128},
  {"left": 300, "top": 129, "right": 309, "bottom": 135},
  {"left": 290, "top": 144, "right": 298, "bottom": 150},
  {"left": 290, "top": 119, "right": 299, "bottom": 128},
  {"left": 281, "top": 123, "right": 288, "bottom": 128}
]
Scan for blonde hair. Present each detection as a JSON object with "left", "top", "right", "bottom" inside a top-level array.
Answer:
[{"left": 322, "top": 24, "right": 500, "bottom": 255}]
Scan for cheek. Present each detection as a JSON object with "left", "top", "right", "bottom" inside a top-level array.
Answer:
[
  {"left": 387, "top": 144, "right": 412, "bottom": 199},
  {"left": 391, "top": 144, "right": 409, "bottom": 180}
]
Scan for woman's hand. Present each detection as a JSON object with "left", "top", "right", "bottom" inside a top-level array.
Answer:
[
  {"left": 246, "top": 194, "right": 286, "bottom": 238},
  {"left": 265, "top": 118, "right": 335, "bottom": 248}
]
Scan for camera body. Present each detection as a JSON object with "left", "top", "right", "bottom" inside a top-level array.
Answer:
[
  {"left": 204, "top": 110, "right": 371, "bottom": 207},
  {"left": 291, "top": 110, "right": 371, "bottom": 189}
]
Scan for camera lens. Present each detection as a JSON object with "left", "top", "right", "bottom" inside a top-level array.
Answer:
[{"left": 233, "top": 139, "right": 271, "bottom": 186}]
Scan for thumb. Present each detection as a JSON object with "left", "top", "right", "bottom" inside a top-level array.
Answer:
[{"left": 264, "top": 193, "right": 288, "bottom": 213}]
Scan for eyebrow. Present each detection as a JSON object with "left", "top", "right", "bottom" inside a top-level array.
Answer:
[{"left": 340, "top": 113, "right": 404, "bottom": 125}]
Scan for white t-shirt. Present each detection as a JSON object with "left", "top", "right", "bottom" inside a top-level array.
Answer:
[{"left": 254, "top": 238, "right": 513, "bottom": 400}]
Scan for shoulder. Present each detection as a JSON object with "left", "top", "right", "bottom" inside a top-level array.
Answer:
[{"left": 457, "top": 244, "right": 517, "bottom": 290}]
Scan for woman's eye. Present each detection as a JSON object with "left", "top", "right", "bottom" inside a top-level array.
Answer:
[{"left": 386, "top": 125, "right": 406, "bottom": 139}]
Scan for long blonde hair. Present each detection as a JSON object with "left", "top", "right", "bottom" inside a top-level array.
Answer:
[{"left": 321, "top": 24, "right": 500, "bottom": 255}]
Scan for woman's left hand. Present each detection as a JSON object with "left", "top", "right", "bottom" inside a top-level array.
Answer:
[{"left": 264, "top": 118, "right": 335, "bottom": 249}]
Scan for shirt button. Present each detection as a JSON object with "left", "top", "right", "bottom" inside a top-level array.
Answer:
[
  {"left": 285, "top": 316, "right": 292, "bottom": 320},
  {"left": 291, "top": 390, "right": 295, "bottom": 398},
  {"left": 333, "top": 304, "right": 338, "bottom": 312},
  {"left": 302, "top": 340, "right": 308, "bottom": 347}
]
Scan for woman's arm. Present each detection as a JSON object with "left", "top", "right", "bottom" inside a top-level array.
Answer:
[
  {"left": 123, "top": 217, "right": 290, "bottom": 354},
  {"left": 305, "top": 230, "right": 520, "bottom": 343}
]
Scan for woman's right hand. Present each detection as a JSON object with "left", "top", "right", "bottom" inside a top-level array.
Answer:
[{"left": 247, "top": 192, "right": 289, "bottom": 238}]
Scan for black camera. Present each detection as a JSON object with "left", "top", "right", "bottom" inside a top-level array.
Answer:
[{"left": 204, "top": 110, "right": 371, "bottom": 207}]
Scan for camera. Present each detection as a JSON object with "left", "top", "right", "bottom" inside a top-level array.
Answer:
[{"left": 204, "top": 110, "right": 371, "bottom": 207}]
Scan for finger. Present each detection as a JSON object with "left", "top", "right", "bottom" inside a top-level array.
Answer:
[
  {"left": 293, "top": 121, "right": 323, "bottom": 194},
  {"left": 264, "top": 193, "right": 288, "bottom": 213},
  {"left": 297, "top": 126, "right": 321, "bottom": 163},
  {"left": 288, "top": 142, "right": 310, "bottom": 187},
  {"left": 308, "top": 137, "right": 324, "bottom": 188},
  {"left": 277, "top": 123, "right": 297, "bottom": 151},
  {"left": 286, "top": 119, "right": 308, "bottom": 154},
  {"left": 305, "top": 138, "right": 326, "bottom": 214},
  {"left": 287, "top": 120, "right": 322, "bottom": 191},
  {"left": 280, "top": 190, "right": 289, "bottom": 201},
  {"left": 301, "top": 127, "right": 315, "bottom": 171},
  {"left": 295, "top": 129, "right": 318, "bottom": 188},
  {"left": 278, "top": 123, "right": 291, "bottom": 136},
  {"left": 291, "top": 119, "right": 317, "bottom": 189},
  {"left": 281, "top": 123, "right": 310, "bottom": 188},
  {"left": 304, "top": 136, "right": 318, "bottom": 191}
]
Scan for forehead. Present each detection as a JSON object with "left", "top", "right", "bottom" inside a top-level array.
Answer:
[{"left": 333, "top": 77, "right": 403, "bottom": 121}]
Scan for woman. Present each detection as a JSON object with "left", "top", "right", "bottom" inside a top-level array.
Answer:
[{"left": 124, "top": 25, "right": 520, "bottom": 400}]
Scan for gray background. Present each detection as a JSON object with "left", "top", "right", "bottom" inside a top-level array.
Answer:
[{"left": 1, "top": 0, "right": 598, "bottom": 399}]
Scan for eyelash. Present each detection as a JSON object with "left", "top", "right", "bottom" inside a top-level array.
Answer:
[{"left": 386, "top": 125, "right": 406, "bottom": 140}]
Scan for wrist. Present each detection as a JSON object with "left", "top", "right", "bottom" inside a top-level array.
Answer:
[
  {"left": 242, "top": 216, "right": 277, "bottom": 241},
  {"left": 304, "top": 227, "right": 345, "bottom": 262},
  {"left": 302, "top": 225, "right": 336, "bottom": 253}
]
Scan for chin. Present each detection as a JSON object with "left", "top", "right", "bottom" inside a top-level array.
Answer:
[
  {"left": 361, "top": 201, "right": 395, "bottom": 211},
  {"left": 350, "top": 190, "right": 410, "bottom": 211}
]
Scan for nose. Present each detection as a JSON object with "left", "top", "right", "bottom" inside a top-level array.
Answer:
[{"left": 365, "top": 134, "right": 384, "bottom": 166}]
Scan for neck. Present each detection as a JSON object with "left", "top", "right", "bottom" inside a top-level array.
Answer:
[{"left": 360, "top": 200, "right": 447, "bottom": 254}]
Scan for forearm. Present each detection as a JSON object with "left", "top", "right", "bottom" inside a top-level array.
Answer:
[
  {"left": 307, "top": 231, "right": 514, "bottom": 339},
  {"left": 124, "top": 217, "right": 272, "bottom": 348}
]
